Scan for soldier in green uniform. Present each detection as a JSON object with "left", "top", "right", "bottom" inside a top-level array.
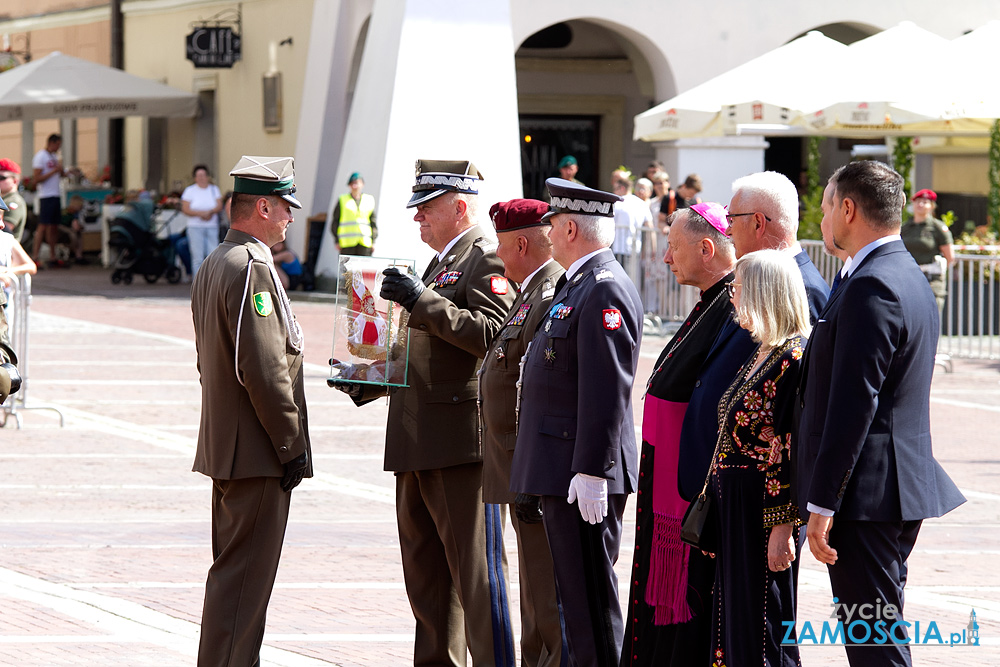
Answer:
[
  {"left": 191, "top": 155, "right": 312, "bottom": 667},
  {"left": 480, "top": 198, "right": 565, "bottom": 667},
  {"left": 901, "top": 188, "right": 954, "bottom": 316},
  {"left": 338, "top": 159, "right": 517, "bottom": 666}
]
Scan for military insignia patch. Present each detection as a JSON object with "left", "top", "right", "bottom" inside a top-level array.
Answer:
[
  {"left": 491, "top": 276, "right": 509, "bottom": 294},
  {"left": 434, "top": 270, "right": 462, "bottom": 287},
  {"left": 595, "top": 269, "right": 614, "bottom": 282},
  {"left": 544, "top": 347, "right": 556, "bottom": 363},
  {"left": 253, "top": 292, "right": 274, "bottom": 317},
  {"left": 549, "top": 303, "right": 573, "bottom": 320},
  {"left": 495, "top": 346, "right": 506, "bottom": 361},
  {"left": 507, "top": 303, "right": 531, "bottom": 326},
  {"left": 603, "top": 308, "right": 622, "bottom": 330},
  {"left": 544, "top": 320, "right": 552, "bottom": 333}
]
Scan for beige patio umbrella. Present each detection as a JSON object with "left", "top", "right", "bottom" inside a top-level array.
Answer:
[
  {"left": 633, "top": 31, "right": 847, "bottom": 141},
  {"left": 0, "top": 51, "right": 198, "bottom": 122},
  {"left": 796, "top": 22, "right": 992, "bottom": 137}
]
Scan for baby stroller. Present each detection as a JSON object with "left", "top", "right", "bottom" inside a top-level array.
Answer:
[{"left": 108, "top": 201, "right": 184, "bottom": 285}]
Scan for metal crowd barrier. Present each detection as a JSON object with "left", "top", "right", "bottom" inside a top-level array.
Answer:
[
  {"left": 634, "top": 239, "right": 999, "bottom": 360},
  {"left": 2, "top": 274, "right": 66, "bottom": 428}
]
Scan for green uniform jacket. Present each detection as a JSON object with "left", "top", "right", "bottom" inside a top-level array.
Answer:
[
  {"left": 357, "top": 227, "right": 516, "bottom": 472},
  {"left": 2, "top": 191, "right": 27, "bottom": 242},
  {"left": 479, "top": 260, "right": 564, "bottom": 503},
  {"left": 190, "top": 229, "right": 312, "bottom": 480}
]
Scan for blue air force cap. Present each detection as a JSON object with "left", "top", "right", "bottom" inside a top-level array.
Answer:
[{"left": 542, "top": 178, "right": 621, "bottom": 222}]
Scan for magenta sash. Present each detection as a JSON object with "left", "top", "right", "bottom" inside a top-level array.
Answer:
[{"left": 641, "top": 395, "right": 692, "bottom": 625}]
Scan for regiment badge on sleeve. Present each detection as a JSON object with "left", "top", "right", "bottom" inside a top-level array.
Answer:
[
  {"left": 491, "top": 276, "right": 509, "bottom": 294},
  {"left": 603, "top": 309, "right": 622, "bottom": 330},
  {"left": 253, "top": 292, "right": 274, "bottom": 317}
]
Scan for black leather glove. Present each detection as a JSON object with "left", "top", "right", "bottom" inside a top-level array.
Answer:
[
  {"left": 281, "top": 451, "right": 309, "bottom": 492},
  {"left": 1, "top": 363, "right": 20, "bottom": 396},
  {"left": 514, "top": 493, "right": 543, "bottom": 524},
  {"left": 332, "top": 381, "right": 363, "bottom": 398},
  {"left": 380, "top": 267, "right": 424, "bottom": 311}
]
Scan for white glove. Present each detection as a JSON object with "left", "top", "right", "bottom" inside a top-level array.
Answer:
[{"left": 567, "top": 473, "right": 608, "bottom": 524}]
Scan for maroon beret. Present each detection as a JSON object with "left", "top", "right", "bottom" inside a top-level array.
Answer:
[
  {"left": 913, "top": 188, "right": 937, "bottom": 201},
  {"left": 489, "top": 198, "right": 550, "bottom": 232},
  {"left": 0, "top": 158, "right": 20, "bottom": 175}
]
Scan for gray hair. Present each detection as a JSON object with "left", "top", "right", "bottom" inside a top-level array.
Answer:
[
  {"left": 574, "top": 213, "right": 615, "bottom": 247},
  {"left": 456, "top": 192, "right": 479, "bottom": 223},
  {"left": 734, "top": 249, "right": 812, "bottom": 347},
  {"left": 731, "top": 171, "right": 800, "bottom": 240},
  {"left": 670, "top": 207, "right": 735, "bottom": 257}
]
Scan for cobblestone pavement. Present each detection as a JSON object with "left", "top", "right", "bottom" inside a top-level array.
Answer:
[{"left": 0, "top": 264, "right": 997, "bottom": 665}]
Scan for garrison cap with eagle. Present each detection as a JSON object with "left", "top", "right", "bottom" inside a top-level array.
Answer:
[
  {"left": 407, "top": 159, "right": 483, "bottom": 208},
  {"left": 542, "top": 177, "right": 621, "bottom": 222},
  {"left": 230, "top": 155, "right": 301, "bottom": 209}
]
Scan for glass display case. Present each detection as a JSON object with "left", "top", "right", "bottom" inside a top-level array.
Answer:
[{"left": 328, "top": 255, "right": 415, "bottom": 388}]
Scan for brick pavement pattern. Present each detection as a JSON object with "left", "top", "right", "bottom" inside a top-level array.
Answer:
[{"left": 0, "top": 265, "right": 997, "bottom": 665}]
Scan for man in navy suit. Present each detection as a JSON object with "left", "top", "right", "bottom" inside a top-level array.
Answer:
[
  {"left": 678, "top": 171, "right": 830, "bottom": 501},
  {"left": 726, "top": 171, "right": 829, "bottom": 323},
  {"left": 798, "top": 160, "right": 965, "bottom": 667},
  {"left": 511, "top": 178, "right": 642, "bottom": 667}
]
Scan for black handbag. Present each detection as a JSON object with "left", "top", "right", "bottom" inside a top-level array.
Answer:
[
  {"left": 680, "top": 430, "right": 723, "bottom": 553},
  {"left": 680, "top": 487, "right": 719, "bottom": 553}
]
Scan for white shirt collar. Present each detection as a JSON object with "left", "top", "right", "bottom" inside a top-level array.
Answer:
[
  {"left": 438, "top": 226, "right": 477, "bottom": 261},
  {"left": 521, "top": 258, "right": 554, "bottom": 291},
  {"left": 783, "top": 240, "right": 803, "bottom": 256},
  {"left": 565, "top": 248, "right": 608, "bottom": 283},
  {"left": 846, "top": 235, "right": 900, "bottom": 277}
]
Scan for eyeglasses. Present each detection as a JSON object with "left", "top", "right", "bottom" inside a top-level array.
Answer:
[
  {"left": 725, "top": 211, "right": 771, "bottom": 229},
  {"left": 726, "top": 282, "right": 741, "bottom": 297}
]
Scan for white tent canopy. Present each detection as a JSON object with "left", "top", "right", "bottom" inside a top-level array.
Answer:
[
  {"left": 795, "top": 22, "right": 989, "bottom": 136},
  {"left": 633, "top": 31, "right": 848, "bottom": 141},
  {"left": 0, "top": 51, "right": 198, "bottom": 122}
]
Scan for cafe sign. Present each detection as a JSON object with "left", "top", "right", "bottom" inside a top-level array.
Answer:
[{"left": 186, "top": 27, "right": 241, "bottom": 68}]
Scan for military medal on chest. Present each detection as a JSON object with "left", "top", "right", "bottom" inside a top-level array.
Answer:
[
  {"left": 507, "top": 303, "right": 531, "bottom": 327},
  {"left": 433, "top": 270, "right": 462, "bottom": 287}
]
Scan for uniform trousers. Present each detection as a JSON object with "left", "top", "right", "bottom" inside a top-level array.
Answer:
[
  {"left": 198, "top": 476, "right": 291, "bottom": 667},
  {"left": 541, "top": 493, "right": 628, "bottom": 667},
  {"left": 498, "top": 504, "right": 566, "bottom": 667},
  {"left": 396, "top": 462, "right": 507, "bottom": 666},
  {"left": 828, "top": 519, "right": 922, "bottom": 667}
]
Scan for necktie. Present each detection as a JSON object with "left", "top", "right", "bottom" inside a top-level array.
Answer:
[
  {"left": 421, "top": 257, "right": 438, "bottom": 282},
  {"left": 554, "top": 273, "right": 568, "bottom": 296},
  {"left": 830, "top": 271, "right": 843, "bottom": 294}
]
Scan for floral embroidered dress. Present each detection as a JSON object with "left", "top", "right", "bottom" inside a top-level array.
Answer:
[{"left": 710, "top": 335, "right": 805, "bottom": 667}]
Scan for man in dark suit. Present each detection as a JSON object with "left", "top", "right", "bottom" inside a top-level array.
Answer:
[
  {"left": 338, "top": 160, "right": 517, "bottom": 666},
  {"left": 798, "top": 160, "right": 965, "bottom": 667},
  {"left": 679, "top": 170, "right": 832, "bottom": 500},
  {"left": 191, "top": 156, "right": 312, "bottom": 667},
  {"left": 726, "top": 171, "right": 829, "bottom": 322},
  {"left": 480, "top": 198, "right": 565, "bottom": 667},
  {"left": 511, "top": 178, "right": 642, "bottom": 667}
]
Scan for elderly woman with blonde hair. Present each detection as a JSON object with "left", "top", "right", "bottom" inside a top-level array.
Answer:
[{"left": 709, "top": 248, "right": 811, "bottom": 667}]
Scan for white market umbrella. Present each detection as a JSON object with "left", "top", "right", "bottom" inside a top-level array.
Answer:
[
  {"left": 633, "top": 31, "right": 848, "bottom": 141},
  {"left": 0, "top": 51, "right": 198, "bottom": 122},
  {"left": 796, "top": 22, "right": 990, "bottom": 137},
  {"left": 942, "top": 21, "right": 1000, "bottom": 124}
]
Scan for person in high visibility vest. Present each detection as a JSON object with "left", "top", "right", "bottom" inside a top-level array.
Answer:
[{"left": 332, "top": 172, "right": 377, "bottom": 256}]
